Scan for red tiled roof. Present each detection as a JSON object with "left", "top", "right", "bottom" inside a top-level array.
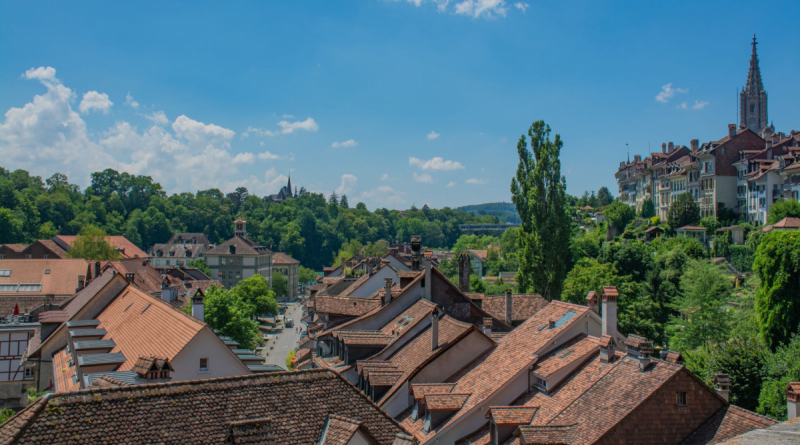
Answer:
[
  {"left": 52, "top": 235, "right": 148, "bottom": 259},
  {"left": 679, "top": 405, "right": 777, "bottom": 445},
  {"left": 272, "top": 252, "right": 300, "bottom": 265},
  {"left": 205, "top": 236, "right": 272, "bottom": 256},
  {"left": 0, "top": 370, "right": 407, "bottom": 444},
  {"left": 0, "top": 244, "right": 27, "bottom": 253},
  {"left": 481, "top": 294, "right": 547, "bottom": 323},
  {"left": 772, "top": 217, "right": 800, "bottom": 229},
  {"left": 315, "top": 296, "right": 382, "bottom": 317},
  {"left": 485, "top": 406, "right": 539, "bottom": 425},
  {"left": 0, "top": 259, "right": 89, "bottom": 315},
  {"left": 426, "top": 393, "right": 471, "bottom": 411},
  {"left": 678, "top": 225, "right": 707, "bottom": 231}
]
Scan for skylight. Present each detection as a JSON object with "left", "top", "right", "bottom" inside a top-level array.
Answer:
[
  {"left": 552, "top": 311, "right": 576, "bottom": 329},
  {"left": 0, "top": 270, "right": 10, "bottom": 277}
]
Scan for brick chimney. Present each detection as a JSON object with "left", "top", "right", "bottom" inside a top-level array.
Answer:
[
  {"left": 714, "top": 374, "right": 731, "bottom": 403},
  {"left": 585, "top": 290, "right": 599, "bottom": 314},
  {"left": 423, "top": 258, "right": 432, "bottom": 301},
  {"left": 691, "top": 139, "right": 699, "bottom": 151},
  {"left": 638, "top": 343, "right": 653, "bottom": 372},
  {"left": 431, "top": 307, "right": 440, "bottom": 352},
  {"left": 661, "top": 143, "right": 667, "bottom": 154},
  {"left": 94, "top": 261, "right": 101, "bottom": 279},
  {"left": 410, "top": 236, "right": 422, "bottom": 271},
  {"left": 601, "top": 286, "right": 618, "bottom": 337},
  {"left": 505, "top": 289, "right": 513, "bottom": 326},
  {"left": 77, "top": 275, "right": 85, "bottom": 291},
  {"left": 668, "top": 142, "right": 674, "bottom": 153},
  {"left": 457, "top": 253, "right": 470, "bottom": 293},
  {"left": 383, "top": 277, "right": 393, "bottom": 305},
  {"left": 599, "top": 334, "right": 616, "bottom": 364},
  {"left": 192, "top": 290, "right": 205, "bottom": 322},
  {"left": 728, "top": 124, "right": 737, "bottom": 139},
  {"left": 482, "top": 317, "right": 492, "bottom": 337},
  {"left": 788, "top": 383, "right": 800, "bottom": 420}
]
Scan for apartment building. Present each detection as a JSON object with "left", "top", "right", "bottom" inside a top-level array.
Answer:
[{"left": 204, "top": 218, "right": 273, "bottom": 289}]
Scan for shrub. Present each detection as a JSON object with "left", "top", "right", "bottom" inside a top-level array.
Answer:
[{"left": 729, "top": 245, "right": 754, "bottom": 272}]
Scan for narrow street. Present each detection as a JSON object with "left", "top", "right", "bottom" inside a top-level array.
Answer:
[{"left": 261, "top": 301, "right": 306, "bottom": 369}]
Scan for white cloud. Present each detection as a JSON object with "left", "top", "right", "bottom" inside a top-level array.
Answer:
[
  {"left": 380, "top": 173, "right": 389, "bottom": 180},
  {"left": 655, "top": 83, "right": 688, "bottom": 103},
  {"left": 692, "top": 100, "right": 709, "bottom": 110},
  {"left": 427, "top": 131, "right": 440, "bottom": 140},
  {"left": 514, "top": 2, "right": 528, "bottom": 12},
  {"left": 336, "top": 174, "right": 358, "bottom": 195},
  {"left": 360, "top": 185, "right": 407, "bottom": 206},
  {"left": 125, "top": 92, "right": 139, "bottom": 108},
  {"left": 332, "top": 139, "right": 358, "bottom": 148},
  {"left": 409, "top": 156, "right": 465, "bottom": 171},
  {"left": 0, "top": 67, "right": 294, "bottom": 198},
  {"left": 79, "top": 91, "right": 113, "bottom": 114},
  {"left": 258, "top": 151, "right": 282, "bottom": 160},
  {"left": 447, "top": 181, "right": 456, "bottom": 187},
  {"left": 466, "top": 178, "right": 489, "bottom": 185},
  {"left": 454, "top": 0, "right": 507, "bottom": 18},
  {"left": 676, "top": 102, "right": 688, "bottom": 110},
  {"left": 282, "top": 114, "right": 294, "bottom": 119},
  {"left": 413, "top": 172, "right": 435, "bottom": 183},
  {"left": 277, "top": 117, "right": 319, "bottom": 134},
  {"left": 145, "top": 110, "right": 169, "bottom": 126}
]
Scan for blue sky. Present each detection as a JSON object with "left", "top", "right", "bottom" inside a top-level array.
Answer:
[{"left": 1, "top": 1, "right": 798, "bottom": 209}]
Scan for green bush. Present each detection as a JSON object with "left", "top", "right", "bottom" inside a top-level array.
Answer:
[{"left": 729, "top": 245, "right": 754, "bottom": 272}]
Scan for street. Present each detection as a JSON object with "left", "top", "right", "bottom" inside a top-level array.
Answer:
[{"left": 261, "top": 302, "right": 306, "bottom": 369}]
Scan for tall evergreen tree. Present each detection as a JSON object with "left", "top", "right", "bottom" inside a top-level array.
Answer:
[
  {"left": 340, "top": 194, "right": 349, "bottom": 209},
  {"left": 668, "top": 192, "right": 700, "bottom": 228},
  {"left": 510, "top": 120, "right": 570, "bottom": 300},
  {"left": 597, "top": 186, "right": 614, "bottom": 206}
]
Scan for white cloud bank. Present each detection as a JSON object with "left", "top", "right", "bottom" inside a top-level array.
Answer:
[
  {"left": 427, "top": 131, "right": 440, "bottom": 140},
  {"left": 245, "top": 117, "right": 319, "bottom": 137},
  {"left": 655, "top": 83, "right": 688, "bottom": 103},
  {"left": 409, "top": 156, "right": 465, "bottom": 171},
  {"left": 400, "top": 0, "right": 512, "bottom": 18},
  {"left": 336, "top": 174, "right": 358, "bottom": 195},
  {"left": 332, "top": 139, "right": 358, "bottom": 148},
  {"left": 79, "top": 91, "right": 113, "bottom": 114},
  {"left": 465, "top": 178, "right": 489, "bottom": 185},
  {"left": 413, "top": 172, "right": 435, "bottom": 183}
]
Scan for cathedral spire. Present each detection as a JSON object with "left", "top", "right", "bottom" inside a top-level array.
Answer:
[
  {"left": 740, "top": 34, "right": 768, "bottom": 132},
  {"left": 745, "top": 34, "right": 763, "bottom": 93}
]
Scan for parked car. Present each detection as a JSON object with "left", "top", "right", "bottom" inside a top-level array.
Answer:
[{"left": 285, "top": 318, "right": 294, "bottom": 328}]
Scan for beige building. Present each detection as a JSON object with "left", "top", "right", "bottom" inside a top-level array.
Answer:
[
  {"left": 205, "top": 219, "right": 273, "bottom": 289},
  {"left": 272, "top": 252, "right": 299, "bottom": 301}
]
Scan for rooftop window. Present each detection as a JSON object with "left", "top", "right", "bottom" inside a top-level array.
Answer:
[
  {"left": 17, "top": 284, "right": 42, "bottom": 292},
  {"left": 0, "top": 270, "right": 10, "bottom": 277}
]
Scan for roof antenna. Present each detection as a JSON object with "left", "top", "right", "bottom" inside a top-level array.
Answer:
[{"left": 626, "top": 143, "right": 629, "bottom": 163}]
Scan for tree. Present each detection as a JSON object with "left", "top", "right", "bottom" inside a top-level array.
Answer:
[
  {"left": 66, "top": 225, "right": 120, "bottom": 260},
  {"left": 328, "top": 192, "right": 339, "bottom": 205},
  {"left": 298, "top": 266, "right": 316, "bottom": 284},
  {"left": 202, "top": 285, "right": 261, "bottom": 349},
  {"left": 667, "top": 259, "right": 731, "bottom": 352},
  {"left": 597, "top": 186, "right": 614, "bottom": 206},
  {"left": 668, "top": 192, "right": 700, "bottom": 229},
  {"left": 753, "top": 231, "right": 800, "bottom": 349},
  {"left": 232, "top": 274, "right": 279, "bottom": 317},
  {"left": 271, "top": 271, "right": 290, "bottom": 298},
  {"left": 640, "top": 199, "right": 655, "bottom": 218},
  {"left": 561, "top": 258, "right": 621, "bottom": 305},
  {"left": 340, "top": 195, "right": 349, "bottom": 209},
  {"left": 510, "top": 120, "right": 571, "bottom": 300},
  {"left": 286, "top": 348, "right": 297, "bottom": 371},
  {"left": 604, "top": 202, "right": 635, "bottom": 235},
  {"left": 708, "top": 337, "right": 767, "bottom": 411},
  {"left": 757, "top": 335, "right": 800, "bottom": 420},
  {"left": 188, "top": 258, "right": 211, "bottom": 276},
  {"left": 767, "top": 199, "right": 800, "bottom": 225}
]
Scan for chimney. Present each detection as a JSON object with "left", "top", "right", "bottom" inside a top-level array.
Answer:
[
  {"left": 77, "top": 275, "right": 86, "bottom": 291},
  {"left": 192, "top": 290, "right": 205, "bottom": 322},
  {"left": 410, "top": 236, "right": 422, "bottom": 271},
  {"left": 638, "top": 343, "right": 653, "bottom": 372},
  {"left": 668, "top": 142, "right": 674, "bottom": 153},
  {"left": 767, "top": 138, "right": 773, "bottom": 149},
  {"left": 601, "top": 286, "right": 618, "bottom": 337},
  {"left": 505, "top": 289, "right": 513, "bottom": 326},
  {"left": 457, "top": 253, "right": 470, "bottom": 293},
  {"left": 585, "top": 290, "right": 599, "bottom": 314},
  {"left": 431, "top": 307, "right": 440, "bottom": 351},
  {"left": 691, "top": 139, "right": 699, "bottom": 151},
  {"left": 599, "top": 334, "right": 616, "bottom": 364},
  {"left": 788, "top": 383, "right": 800, "bottom": 420},
  {"left": 423, "top": 258, "right": 432, "bottom": 301},
  {"left": 366, "top": 259, "right": 373, "bottom": 276},
  {"left": 661, "top": 143, "right": 667, "bottom": 154},
  {"left": 94, "top": 261, "right": 101, "bottom": 279},
  {"left": 772, "top": 133, "right": 780, "bottom": 146},
  {"left": 714, "top": 374, "right": 731, "bottom": 403},
  {"left": 383, "top": 277, "right": 393, "bottom": 305},
  {"left": 728, "top": 124, "right": 737, "bottom": 138},
  {"left": 124, "top": 272, "right": 135, "bottom": 282},
  {"left": 482, "top": 318, "right": 492, "bottom": 337}
]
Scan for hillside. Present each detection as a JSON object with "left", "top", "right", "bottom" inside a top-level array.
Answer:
[{"left": 456, "top": 202, "right": 520, "bottom": 224}]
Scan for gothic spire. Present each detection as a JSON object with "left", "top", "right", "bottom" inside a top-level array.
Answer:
[{"left": 745, "top": 34, "right": 763, "bottom": 93}]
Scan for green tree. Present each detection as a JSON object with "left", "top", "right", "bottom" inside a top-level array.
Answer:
[
  {"left": 0, "top": 208, "right": 24, "bottom": 243},
  {"left": 298, "top": 266, "right": 316, "bottom": 284},
  {"left": 708, "top": 337, "right": 767, "bottom": 411},
  {"left": 767, "top": 199, "right": 800, "bottom": 225},
  {"left": 286, "top": 348, "right": 297, "bottom": 370},
  {"left": 203, "top": 285, "right": 261, "bottom": 349},
  {"left": 596, "top": 186, "right": 614, "bottom": 206},
  {"left": 757, "top": 335, "right": 800, "bottom": 420},
  {"left": 188, "top": 258, "right": 211, "bottom": 276},
  {"left": 667, "top": 260, "right": 731, "bottom": 352},
  {"left": 640, "top": 199, "right": 655, "bottom": 218},
  {"left": 561, "top": 258, "right": 621, "bottom": 305},
  {"left": 0, "top": 409, "right": 15, "bottom": 424},
  {"left": 668, "top": 192, "right": 700, "bottom": 229},
  {"left": 753, "top": 231, "right": 800, "bottom": 349},
  {"left": 232, "top": 274, "right": 279, "bottom": 317},
  {"left": 510, "top": 121, "right": 571, "bottom": 299},
  {"left": 603, "top": 201, "right": 635, "bottom": 237},
  {"left": 271, "top": 271, "right": 290, "bottom": 298},
  {"left": 66, "top": 225, "right": 121, "bottom": 260},
  {"left": 340, "top": 194, "right": 349, "bottom": 209}
]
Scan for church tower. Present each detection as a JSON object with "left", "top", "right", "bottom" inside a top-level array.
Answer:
[
  {"left": 234, "top": 218, "right": 247, "bottom": 239},
  {"left": 739, "top": 35, "right": 768, "bottom": 133}
]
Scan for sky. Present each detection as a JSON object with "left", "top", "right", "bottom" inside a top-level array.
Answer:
[{"left": 1, "top": 1, "right": 798, "bottom": 210}]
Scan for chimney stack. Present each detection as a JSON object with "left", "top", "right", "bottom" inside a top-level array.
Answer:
[
  {"left": 482, "top": 318, "right": 492, "bottom": 337},
  {"left": 691, "top": 139, "right": 699, "bottom": 151},
  {"left": 787, "top": 383, "right": 800, "bottom": 420},
  {"left": 77, "top": 275, "right": 86, "bottom": 291},
  {"left": 410, "top": 236, "right": 422, "bottom": 271},
  {"left": 585, "top": 291, "right": 599, "bottom": 314},
  {"left": 601, "top": 286, "right": 618, "bottom": 338},
  {"left": 714, "top": 374, "right": 731, "bottom": 403},
  {"left": 94, "top": 261, "right": 101, "bottom": 279},
  {"left": 457, "top": 253, "right": 471, "bottom": 293},
  {"left": 192, "top": 290, "right": 205, "bottom": 322},
  {"left": 728, "top": 124, "right": 737, "bottom": 139},
  {"left": 431, "top": 307, "right": 440, "bottom": 351},
  {"left": 668, "top": 142, "right": 674, "bottom": 153},
  {"left": 505, "top": 289, "right": 513, "bottom": 326},
  {"left": 366, "top": 259, "right": 373, "bottom": 276},
  {"left": 661, "top": 143, "right": 667, "bottom": 154},
  {"left": 599, "top": 334, "right": 616, "bottom": 364},
  {"left": 383, "top": 277, "right": 393, "bottom": 305},
  {"left": 423, "top": 258, "right": 432, "bottom": 301},
  {"left": 638, "top": 343, "right": 653, "bottom": 372}
]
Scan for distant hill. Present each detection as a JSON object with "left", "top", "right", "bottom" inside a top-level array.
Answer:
[{"left": 457, "top": 202, "right": 520, "bottom": 224}]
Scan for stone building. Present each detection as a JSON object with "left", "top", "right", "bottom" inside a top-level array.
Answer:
[
  {"left": 204, "top": 219, "right": 273, "bottom": 289},
  {"left": 740, "top": 35, "right": 768, "bottom": 133},
  {"left": 150, "top": 232, "right": 211, "bottom": 267}
]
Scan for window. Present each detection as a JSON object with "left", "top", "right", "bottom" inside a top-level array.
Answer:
[
  {"left": 0, "top": 284, "right": 18, "bottom": 292},
  {"left": 0, "top": 270, "right": 10, "bottom": 277},
  {"left": 24, "top": 367, "right": 34, "bottom": 380},
  {"left": 18, "top": 284, "right": 42, "bottom": 292},
  {"left": 750, "top": 104, "right": 755, "bottom": 113},
  {"left": 677, "top": 392, "right": 687, "bottom": 406},
  {"left": 199, "top": 358, "right": 209, "bottom": 371}
]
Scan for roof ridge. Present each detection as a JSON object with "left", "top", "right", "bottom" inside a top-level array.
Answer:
[{"left": 725, "top": 404, "right": 778, "bottom": 424}]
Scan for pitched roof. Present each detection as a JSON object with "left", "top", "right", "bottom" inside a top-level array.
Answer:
[
  {"left": 772, "top": 217, "right": 800, "bottom": 229},
  {"left": 0, "top": 259, "right": 89, "bottom": 314},
  {"left": 481, "top": 294, "right": 548, "bottom": 323},
  {"left": 205, "top": 236, "right": 272, "bottom": 256},
  {"left": 679, "top": 405, "right": 777, "bottom": 445},
  {"left": 103, "top": 259, "right": 165, "bottom": 295},
  {"left": 272, "top": 252, "right": 300, "bottom": 265},
  {"left": 0, "top": 370, "right": 406, "bottom": 444},
  {"left": 166, "top": 232, "right": 210, "bottom": 246},
  {"left": 52, "top": 235, "right": 148, "bottom": 259},
  {"left": 318, "top": 414, "right": 371, "bottom": 445},
  {"left": 485, "top": 406, "right": 539, "bottom": 425},
  {"left": 315, "top": 296, "right": 382, "bottom": 317}
]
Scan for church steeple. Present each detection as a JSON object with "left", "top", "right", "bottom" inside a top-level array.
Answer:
[{"left": 740, "top": 34, "right": 768, "bottom": 132}]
